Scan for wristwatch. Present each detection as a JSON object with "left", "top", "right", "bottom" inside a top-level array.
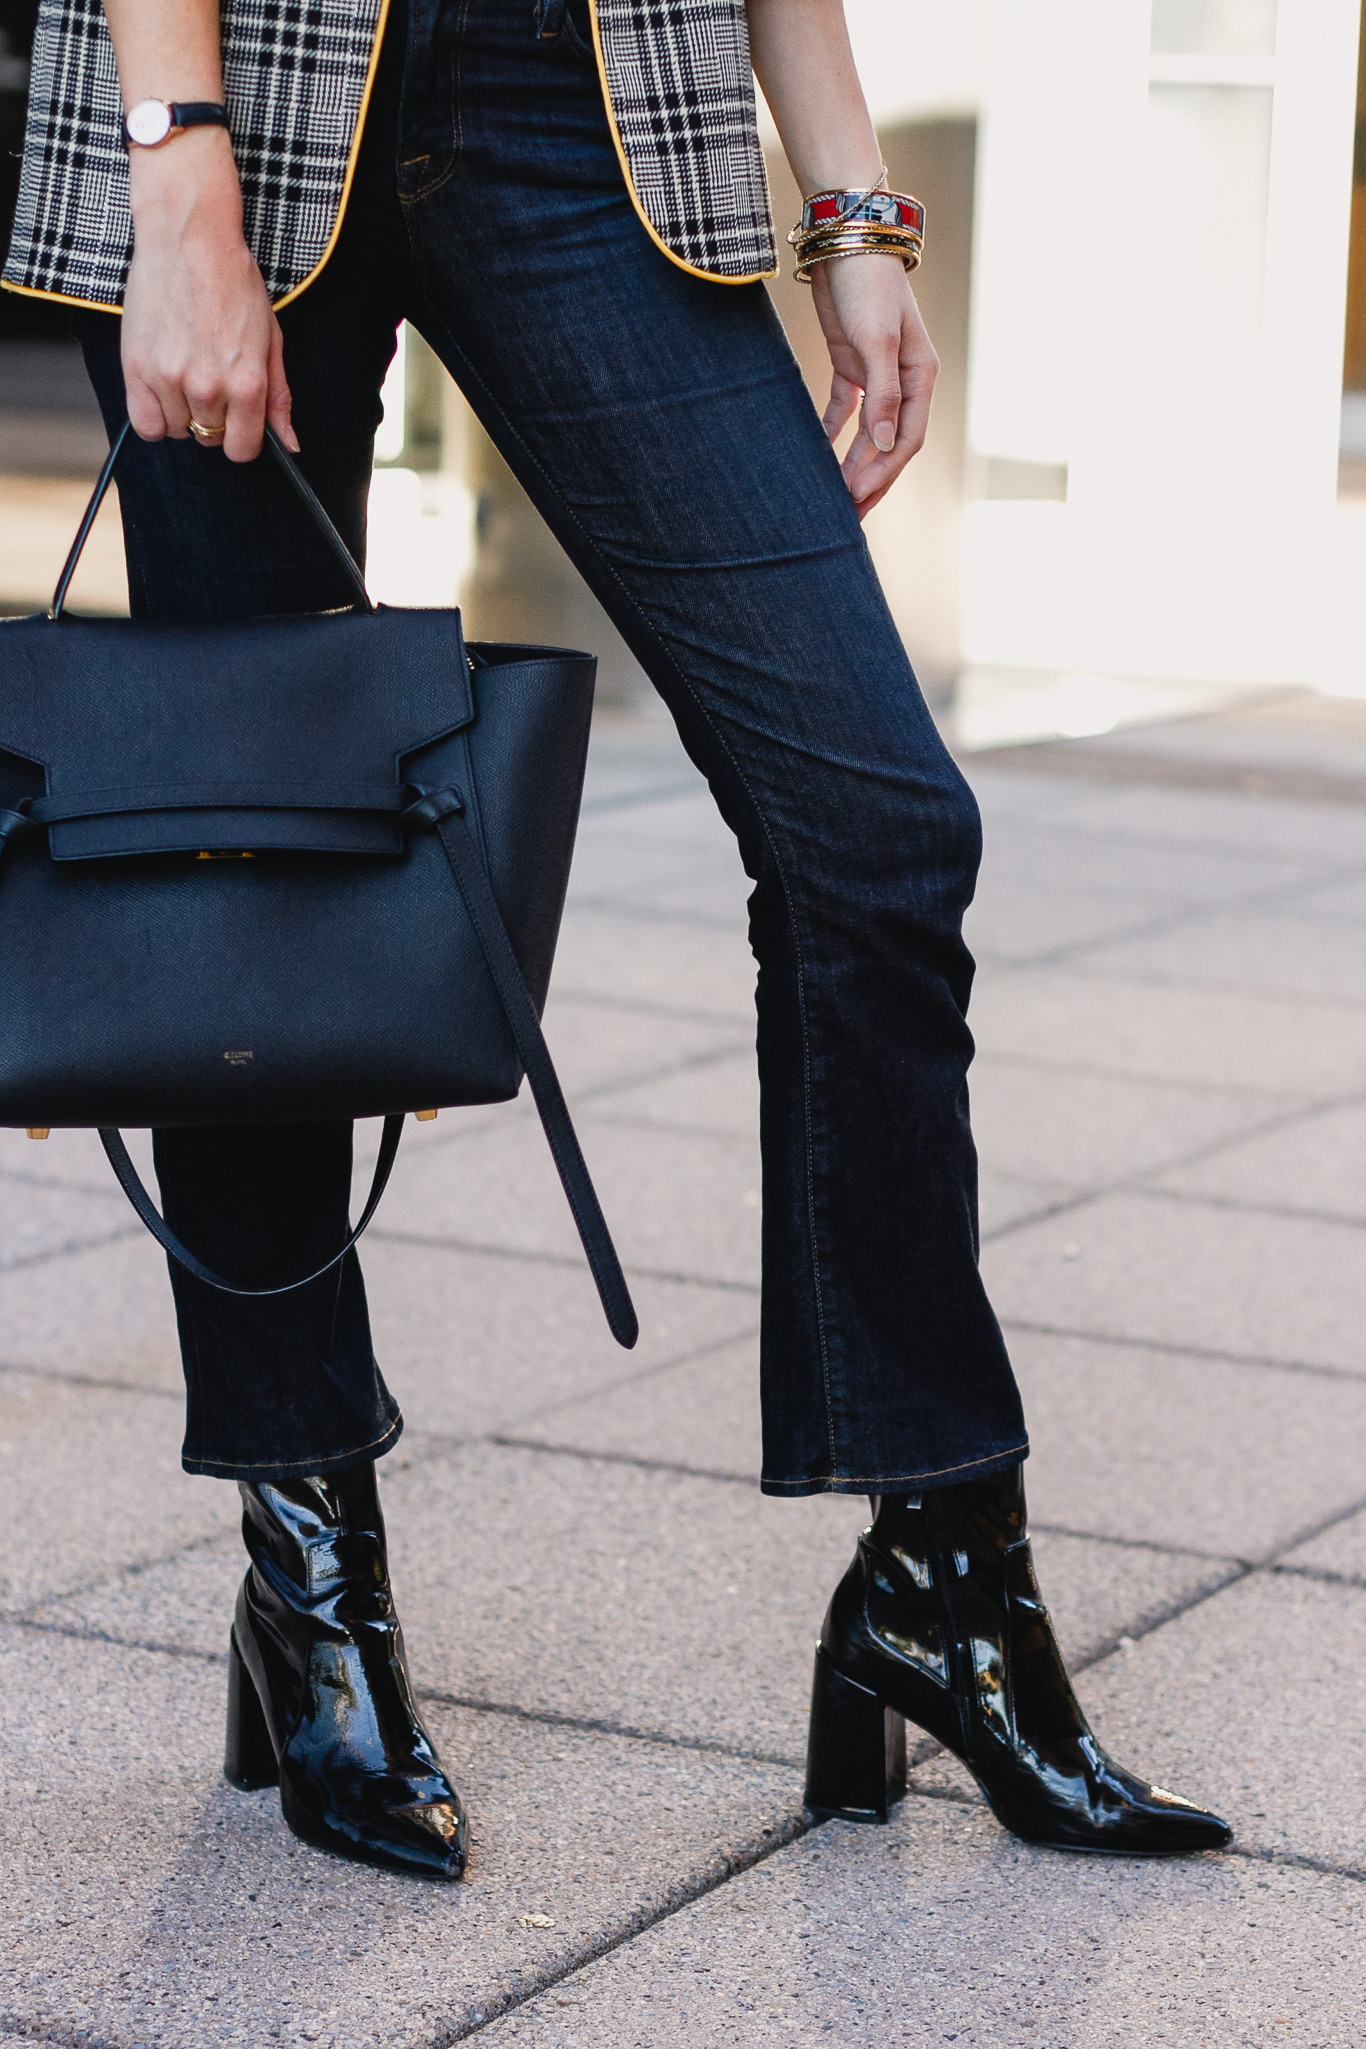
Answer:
[{"left": 121, "top": 99, "right": 230, "bottom": 150}]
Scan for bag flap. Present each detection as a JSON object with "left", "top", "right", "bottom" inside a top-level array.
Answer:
[{"left": 0, "top": 605, "right": 473, "bottom": 857}]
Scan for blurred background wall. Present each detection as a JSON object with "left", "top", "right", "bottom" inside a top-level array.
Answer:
[{"left": 4, "top": 0, "right": 1366, "bottom": 730}]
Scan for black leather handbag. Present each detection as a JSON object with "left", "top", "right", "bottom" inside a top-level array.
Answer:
[{"left": 0, "top": 425, "right": 637, "bottom": 1347}]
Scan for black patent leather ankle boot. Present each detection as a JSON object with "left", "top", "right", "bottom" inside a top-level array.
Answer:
[
  {"left": 806, "top": 1468, "right": 1231, "bottom": 1855},
  {"left": 224, "top": 1464, "right": 467, "bottom": 1880}
]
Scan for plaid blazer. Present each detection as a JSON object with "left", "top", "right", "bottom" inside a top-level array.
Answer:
[{"left": 2, "top": 0, "right": 777, "bottom": 312}]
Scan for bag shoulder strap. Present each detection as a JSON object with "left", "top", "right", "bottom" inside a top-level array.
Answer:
[
  {"left": 410, "top": 786, "right": 639, "bottom": 1351},
  {"left": 98, "top": 1117, "right": 404, "bottom": 1299}
]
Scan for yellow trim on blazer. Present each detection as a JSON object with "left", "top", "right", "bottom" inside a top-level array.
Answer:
[
  {"left": 584, "top": 0, "right": 776, "bottom": 287},
  {"left": 271, "top": 0, "right": 391, "bottom": 311},
  {"left": 1, "top": 279, "right": 116, "bottom": 313}
]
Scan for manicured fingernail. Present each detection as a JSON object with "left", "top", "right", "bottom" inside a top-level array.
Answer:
[{"left": 872, "top": 423, "right": 896, "bottom": 453}]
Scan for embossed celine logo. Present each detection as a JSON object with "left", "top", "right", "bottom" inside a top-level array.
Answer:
[{"left": 224, "top": 1050, "right": 255, "bottom": 1066}]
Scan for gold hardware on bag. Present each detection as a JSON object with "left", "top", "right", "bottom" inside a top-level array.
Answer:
[
  {"left": 26, "top": 1128, "right": 50, "bottom": 1139},
  {"left": 196, "top": 850, "right": 255, "bottom": 860},
  {"left": 415, "top": 1108, "right": 438, "bottom": 1122}
]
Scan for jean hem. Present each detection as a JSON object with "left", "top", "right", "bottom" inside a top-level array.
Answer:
[
  {"left": 182, "top": 1408, "right": 404, "bottom": 1483},
  {"left": 759, "top": 1440, "right": 1029, "bottom": 1498}
]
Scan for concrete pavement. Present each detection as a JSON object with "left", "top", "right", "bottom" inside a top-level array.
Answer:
[{"left": 2, "top": 692, "right": 1365, "bottom": 2047}]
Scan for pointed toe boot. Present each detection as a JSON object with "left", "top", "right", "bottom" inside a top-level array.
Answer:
[
  {"left": 805, "top": 1470, "right": 1231, "bottom": 1856},
  {"left": 224, "top": 1463, "right": 468, "bottom": 1881}
]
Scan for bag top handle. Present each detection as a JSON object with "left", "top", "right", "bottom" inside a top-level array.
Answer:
[{"left": 49, "top": 420, "right": 375, "bottom": 620}]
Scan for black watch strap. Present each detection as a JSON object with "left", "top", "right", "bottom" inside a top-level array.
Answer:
[{"left": 169, "top": 101, "right": 230, "bottom": 131}]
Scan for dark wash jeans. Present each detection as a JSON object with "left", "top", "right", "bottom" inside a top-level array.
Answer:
[{"left": 75, "top": 0, "right": 1028, "bottom": 1496}]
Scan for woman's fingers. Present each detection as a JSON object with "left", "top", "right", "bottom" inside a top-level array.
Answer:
[
  {"left": 821, "top": 367, "right": 860, "bottom": 444},
  {"left": 218, "top": 359, "right": 267, "bottom": 464},
  {"left": 813, "top": 256, "right": 939, "bottom": 518},
  {"left": 123, "top": 367, "right": 173, "bottom": 444},
  {"left": 265, "top": 318, "right": 299, "bottom": 453}
]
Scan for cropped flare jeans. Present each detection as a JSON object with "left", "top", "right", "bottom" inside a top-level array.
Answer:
[{"left": 76, "top": 0, "right": 1028, "bottom": 1497}]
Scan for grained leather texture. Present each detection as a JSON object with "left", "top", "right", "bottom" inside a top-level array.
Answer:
[{"left": 0, "top": 606, "right": 596, "bottom": 1129}]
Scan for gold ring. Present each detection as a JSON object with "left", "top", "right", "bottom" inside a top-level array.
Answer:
[{"left": 188, "top": 417, "right": 226, "bottom": 445}]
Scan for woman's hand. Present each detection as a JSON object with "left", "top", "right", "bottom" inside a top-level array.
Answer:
[
  {"left": 122, "top": 128, "right": 295, "bottom": 462},
  {"left": 811, "top": 252, "right": 939, "bottom": 520}
]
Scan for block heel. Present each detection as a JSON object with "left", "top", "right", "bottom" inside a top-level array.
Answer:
[
  {"left": 224, "top": 1628, "right": 279, "bottom": 1790},
  {"left": 803, "top": 1644, "right": 907, "bottom": 1823}
]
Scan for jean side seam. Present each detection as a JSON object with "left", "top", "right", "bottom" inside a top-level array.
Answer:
[{"left": 408, "top": 305, "right": 840, "bottom": 1466}]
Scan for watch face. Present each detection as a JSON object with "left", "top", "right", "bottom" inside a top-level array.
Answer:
[{"left": 125, "top": 99, "right": 174, "bottom": 147}]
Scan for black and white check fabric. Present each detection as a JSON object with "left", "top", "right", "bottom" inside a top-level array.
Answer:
[
  {"left": 2, "top": 0, "right": 775, "bottom": 310},
  {"left": 594, "top": 0, "right": 774, "bottom": 279},
  {"left": 5, "top": 0, "right": 384, "bottom": 308}
]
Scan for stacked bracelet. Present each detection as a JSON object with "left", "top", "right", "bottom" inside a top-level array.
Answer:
[{"left": 789, "top": 181, "right": 925, "bottom": 283}]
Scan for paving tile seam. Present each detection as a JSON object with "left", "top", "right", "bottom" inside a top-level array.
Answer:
[
  {"left": 1060, "top": 1563, "right": 1253, "bottom": 1672},
  {"left": 445, "top": 1809, "right": 817, "bottom": 2045},
  {"left": 1031, "top": 957, "right": 1366, "bottom": 1017},
  {"left": 997, "top": 1316, "right": 1366, "bottom": 1384},
  {"left": 578, "top": 776, "right": 707, "bottom": 815},
  {"left": 416, "top": 1685, "right": 803, "bottom": 1771},
  {"left": 964, "top": 733, "right": 1366, "bottom": 811},
  {"left": 480, "top": 1319, "right": 762, "bottom": 1432},
  {"left": 381, "top": 1035, "right": 757, "bottom": 1167},
  {"left": 1050, "top": 1485, "right": 1366, "bottom": 1684},
  {"left": 8, "top": 1528, "right": 238, "bottom": 1625},
  {"left": 0, "top": 1612, "right": 805, "bottom": 1772},
  {"left": 0, "top": 1226, "right": 145, "bottom": 1275},
  {"left": 0, "top": 1610, "right": 224, "bottom": 1665},
  {"left": 1023, "top": 1519, "right": 1246, "bottom": 1568},
  {"left": 0, "top": 1815, "right": 822, "bottom": 2049},
  {"left": 486, "top": 1432, "right": 757, "bottom": 1490},
  {"left": 581, "top": 1110, "right": 756, "bottom": 1145},
  {"left": 474, "top": 1437, "right": 1285, "bottom": 1579},
  {"left": 1227, "top": 1842, "right": 1366, "bottom": 1885},
  {"left": 569, "top": 1044, "right": 756, "bottom": 1111},
  {"left": 991, "top": 951, "right": 1366, "bottom": 1025},
  {"left": 545, "top": 985, "right": 753, "bottom": 1028},
  {"left": 13, "top": 1474, "right": 1355, "bottom": 1732},
  {"left": 973, "top": 787, "right": 1366, "bottom": 856},
  {"left": 443, "top": 1805, "right": 1366, "bottom": 2043},
  {"left": 364, "top": 1227, "right": 762, "bottom": 1297},
  {"left": 1270, "top": 1561, "right": 1366, "bottom": 1593},
  {"left": 560, "top": 892, "right": 746, "bottom": 935},
  {"left": 980, "top": 849, "right": 1366, "bottom": 976},
  {"left": 1130, "top": 1183, "right": 1366, "bottom": 1234},
  {"left": 2, "top": 1838, "right": 1362, "bottom": 2049},
  {"left": 0, "top": 1359, "right": 180, "bottom": 1401},
  {"left": 0, "top": 1167, "right": 129, "bottom": 1200},
  {"left": 979, "top": 1087, "right": 1360, "bottom": 1250},
  {"left": 964, "top": 1048, "right": 1308, "bottom": 1103}
]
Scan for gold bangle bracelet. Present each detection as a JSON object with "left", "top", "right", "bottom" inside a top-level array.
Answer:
[{"left": 791, "top": 229, "right": 923, "bottom": 283}]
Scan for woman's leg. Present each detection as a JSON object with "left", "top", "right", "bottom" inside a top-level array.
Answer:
[
  {"left": 71, "top": 36, "right": 470, "bottom": 1877},
  {"left": 71, "top": 66, "right": 414, "bottom": 1479},
  {"left": 397, "top": 0, "right": 1024, "bottom": 1496},
  {"left": 381, "top": 1, "right": 1228, "bottom": 1852}
]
